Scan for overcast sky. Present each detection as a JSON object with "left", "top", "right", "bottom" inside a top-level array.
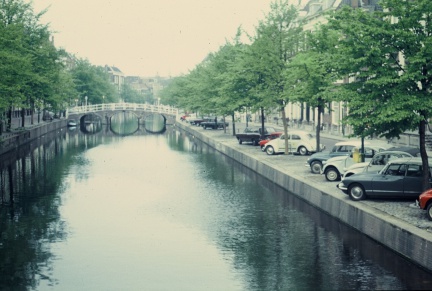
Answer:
[{"left": 29, "top": 0, "right": 276, "bottom": 77}]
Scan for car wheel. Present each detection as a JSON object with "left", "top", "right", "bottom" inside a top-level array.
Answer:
[
  {"left": 348, "top": 183, "right": 366, "bottom": 201},
  {"left": 238, "top": 139, "right": 242, "bottom": 144},
  {"left": 310, "top": 161, "right": 322, "bottom": 174},
  {"left": 324, "top": 167, "right": 340, "bottom": 182},
  {"left": 426, "top": 203, "right": 432, "bottom": 221},
  {"left": 266, "top": 146, "right": 275, "bottom": 155},
  {"left": 253, "top": 139, "right": 259, "bottom": 146},
  {"left": 298, "top": 146, "right": 308, "bottom": 156}
]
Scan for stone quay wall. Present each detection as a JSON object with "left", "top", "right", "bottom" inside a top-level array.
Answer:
[
  {"left": 176, "top": 121, "right": 432, "bottom": 272},
  {"left": 0, "top": 120, "right": 67, "bottom": 156}
]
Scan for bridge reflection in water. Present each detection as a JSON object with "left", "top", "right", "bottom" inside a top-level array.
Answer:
[
  {"left": 69, "top": 102, "right": 177, "bottom": 135},
  {"left": 77, "top": 112, "right": 167, "bottom": 135}
]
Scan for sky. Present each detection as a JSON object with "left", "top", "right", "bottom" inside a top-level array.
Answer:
[{"left": 29, "top": 0, "right": 276, "bottom": 77}]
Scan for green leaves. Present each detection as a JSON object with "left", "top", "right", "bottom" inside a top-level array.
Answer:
[{"left": 70, "top": 60, "right": 119, "bottom": 106}]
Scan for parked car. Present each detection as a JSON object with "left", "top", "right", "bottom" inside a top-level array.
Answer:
[
  {"left": 190, "top": 117, "right": 213, "bottom": 126},
  {"left": 236, "top": 127, "right": 277, "bottom": 145},
  {"left": 263, "top": 130, "right": 325, "bottom": 156},
  {"left": 305, "top": 140, "right": 391, "bottom": 174},
  {"left": 342, "top": 147, "right": 421, "bottom": 179},
  {"left": 418, "top": 189, "right": 432, "bottom": 220},
  {"left": 322, "top": 147, "right": 419, "bottom": 182},
  {"left": 259, "top": 132, "right": 283, "bottom": 150},
  {"left": 201, "top": 119, "right": 229, "bottom": 129},
  {"left": 337, "top": 157, "right": 432, "bottom": 201}
]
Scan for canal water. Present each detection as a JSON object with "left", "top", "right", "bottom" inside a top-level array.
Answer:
[{"left": 0, "top": 126, "right": 431, "bottom": 290}]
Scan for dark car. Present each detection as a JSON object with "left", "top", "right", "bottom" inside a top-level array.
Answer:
[
  {"left": 201, "top": 119, "right": 229, "bottom": 129},
  {"left": 190, "top": 117, "right": 213, "bottom": 126},
  {"left": 337, "top": 157, "right": 432, "bottom": 201},
  {"left": 236, "top": 127, "right": 276, "bottom": 145}
]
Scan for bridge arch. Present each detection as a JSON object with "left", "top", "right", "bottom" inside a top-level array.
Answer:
[{"left": 68, "top": 103, "right": 176, "bottom": 135}]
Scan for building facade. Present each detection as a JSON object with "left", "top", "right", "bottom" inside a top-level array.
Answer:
[{"left": 280, "top": 0, "right": 382, "bottom": 135}]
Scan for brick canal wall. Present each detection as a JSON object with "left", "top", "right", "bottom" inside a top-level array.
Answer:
[{"left": 176, "top": 121, "right": 432, "bottom": 272}]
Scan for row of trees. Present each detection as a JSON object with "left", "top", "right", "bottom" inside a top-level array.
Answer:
[
  {"left": 160, "top": 0, "right": 432, "bottom": 190},
  {"left": 0, "top": 0, "right": 150, "bottom": 131}
]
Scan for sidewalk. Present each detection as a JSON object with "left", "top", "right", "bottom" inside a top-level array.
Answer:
[
  {"left": 1, "top": 114, "right": 57, "bottom": 138},
  {"left": 235, "top": 119, "right": 413, "bottom": 147}
]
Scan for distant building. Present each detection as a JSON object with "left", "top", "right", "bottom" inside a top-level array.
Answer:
[
  {"left": 105, "top": 66, "right": 125, "bottom": 93},
  {"left": 125, "top": 76, "right": 172, "bottom": 104}
]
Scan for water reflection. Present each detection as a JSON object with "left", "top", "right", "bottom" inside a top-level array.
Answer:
[
  {"left": 110, "top": 111, "right": 139, "bottom": 135},
  {"left": 165, "top": 129, "right": 432, "bottom": 290},
  {"left": 0, "top": 127, "right": 431, "bottom": 290},
  {"left": 0, "top": 128, "right": 152, "bottom": 289},
  {"left": 80, "top": 113, "right": 103, "bottom": 134},
  {"left": 143, "top": 113, "right": 166, "bottom": 133}
]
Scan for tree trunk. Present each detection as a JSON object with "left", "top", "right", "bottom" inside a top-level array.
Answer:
[
  {"left": 30, "top": 100, "right": 35, "bottom": 125},
  {"left": 21, "top": 108, "right": 25, "bottom": 127},
  {"left": 316, "top": 105, "right": 322, "bottom": 152},
  {"left": 419, "top": 119, "right": 430, "bottom": 191},
  {"left": 260, "top": 107, "right": 265, "bottom": 140},
  {"left": 231, "top": 113, "right": 236, "bottom": 136},
  {"left": 7, "top": 107, "right": 12, "bottom": 131},
  {"left": 281, "top": 105, "right": 289, "bottom": 155}
]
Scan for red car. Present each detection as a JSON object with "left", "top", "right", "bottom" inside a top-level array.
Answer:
[
  {"left": 259, "top": 132, "right": 283, "bottom": 151},
  {"left": 418, "top": 189, "right": 432, "bottom": 220}
]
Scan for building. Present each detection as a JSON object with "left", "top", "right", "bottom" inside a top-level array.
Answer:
[
  {"left": 105, "top": 66, "right": 125, "bottom": 94},
  {"left": 282, "top": 0, "right": 382, "bottom": 135}
]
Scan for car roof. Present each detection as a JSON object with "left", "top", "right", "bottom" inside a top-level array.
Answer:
[
  {"left": 381, "top": 147, "right": 420, "bottom": 156},
  {"left": 387, "top": 157, "right": 432, "bottom": 165},
  {"left": 334, "top": 140, "right": 379, "bottom": 146},
  {"left": 333, "top": 140, "right": 392, "bottom": 149}
]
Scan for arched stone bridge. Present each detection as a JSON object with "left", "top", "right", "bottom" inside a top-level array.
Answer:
[
  {"left": 68, "top": 102, "right": 177, "bottom": 120},
  {"left": 67, "top": 103, "right": 178, "bottom": 135}
]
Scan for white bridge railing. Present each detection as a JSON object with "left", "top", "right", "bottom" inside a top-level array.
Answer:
[{"left": 68, "top": 103, "right": 178, "bottom": 115}]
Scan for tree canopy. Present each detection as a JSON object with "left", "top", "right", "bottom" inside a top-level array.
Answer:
[{"left": 325, "top": 0, "right": 432, "bottom": 190}]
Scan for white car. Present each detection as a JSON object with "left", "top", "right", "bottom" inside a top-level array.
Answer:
[
  {"left": 321, "top": 143, "right": 394, "bottom": 181},
  {"left": 263, "top": 130, "right": 325, "bottom": 156},
  {"left": 341, "top": 147, "right": 421, "bottom": 180},
  {"left": 306, "top": 139, "right": 392, "bottom": 174}
]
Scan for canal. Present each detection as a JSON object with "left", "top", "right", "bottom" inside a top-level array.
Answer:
[{"left": 0, "top": 126, "right": 431, "bottom": 290}]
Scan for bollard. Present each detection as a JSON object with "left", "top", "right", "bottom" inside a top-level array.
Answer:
[{"left": 352, "top": 148, "right": 360, "bottom": 163}]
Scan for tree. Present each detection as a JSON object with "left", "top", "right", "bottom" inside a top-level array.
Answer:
[
  {"left": 121, "top": 83, "right": 145, "bottom": 104},
  {"left": 0, "top": 0, "right": 53, "bottom": 128},
  {"left": 284, "top": 26, "right": 340, "bottom": 152},
  {"left": 241, "top": 0, "right": 302, "bottom": 148},
  {"left": 327, "top": 0, "right": 432, "bottom": 190},
  {"left": 70, "top": 59, "right": 119, "bottom": 105}
]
